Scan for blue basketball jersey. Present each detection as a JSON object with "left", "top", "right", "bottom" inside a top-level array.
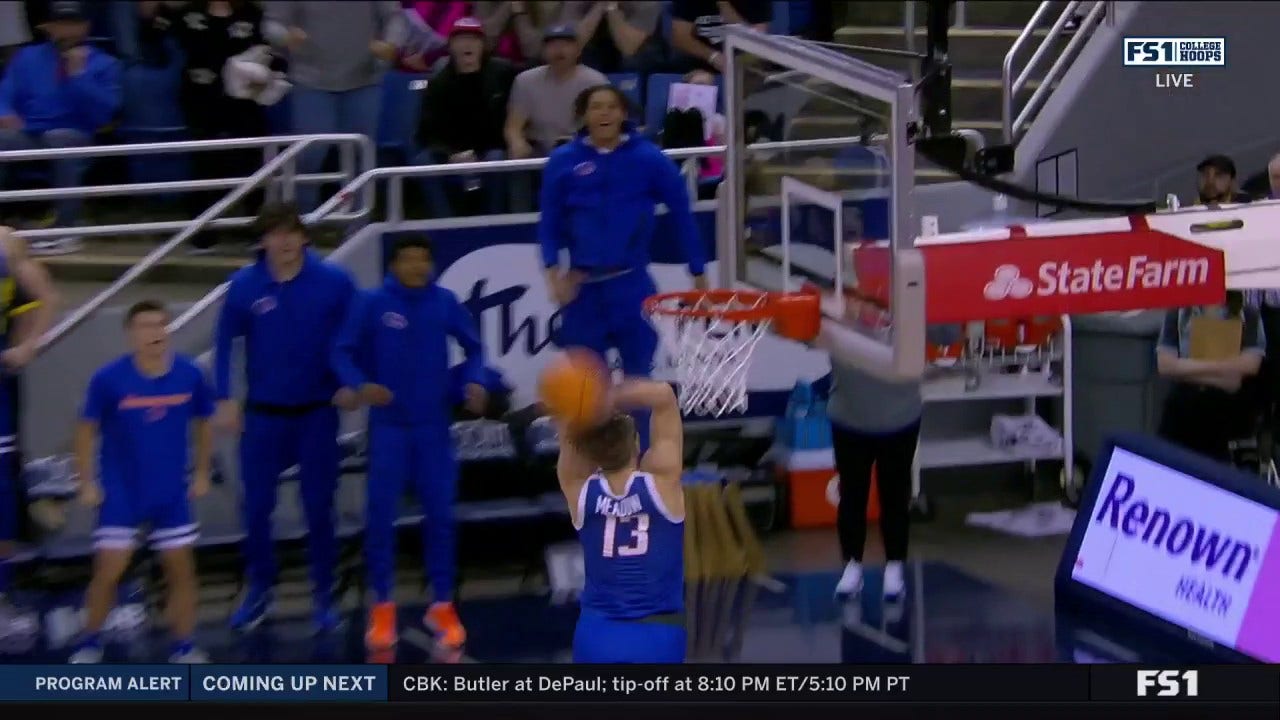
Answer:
[{"left": 576, "top": 472, "right": 684, "bottom": 620}]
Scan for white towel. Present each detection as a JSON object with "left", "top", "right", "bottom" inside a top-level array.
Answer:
[{"left": 223, "top": 45, "right": 292, "bottom": 107}]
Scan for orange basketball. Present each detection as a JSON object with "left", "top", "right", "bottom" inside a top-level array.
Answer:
[{"left": 538, "top": 348, "right": 609, "bottom": 428}]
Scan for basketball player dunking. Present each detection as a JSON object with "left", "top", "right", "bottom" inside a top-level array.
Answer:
[{"left": 558, "top": 378, "right": 687, "bottom": 663}]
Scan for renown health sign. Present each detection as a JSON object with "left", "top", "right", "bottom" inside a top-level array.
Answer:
[{"left": 1069, "top": 446, "right": 1280, "bottom": 662}]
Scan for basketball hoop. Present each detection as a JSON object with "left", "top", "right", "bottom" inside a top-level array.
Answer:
[{"left": 644, "top": 289, "right": 822, "bottom": 417}]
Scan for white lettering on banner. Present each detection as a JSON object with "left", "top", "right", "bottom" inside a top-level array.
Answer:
[
  {"left": 435, "top": 244, "right": 829, "bottom": 409},
  {"left": 987, "top": 257, "right": 1210, "bottom": 302},
  {"left": 1035, "top": 256, "right": 1210, "bottom": 296},
  {"left": 1070, "top": 447, "right": 1278, "bottom": 652}
]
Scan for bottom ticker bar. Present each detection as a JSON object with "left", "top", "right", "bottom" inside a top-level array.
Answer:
[{"left": 0, "top": 665, "right": 1274, "bottom": 704}]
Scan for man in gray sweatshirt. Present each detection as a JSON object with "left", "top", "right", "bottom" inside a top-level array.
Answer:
[{"left": 264, "top": 1, "right": 407, "bottom": 211}]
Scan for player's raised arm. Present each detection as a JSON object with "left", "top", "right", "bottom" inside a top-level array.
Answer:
[
  {"left": 556, "top": 423, "right": 600, "bottom": 523},
  {"left": 613, "top": 379, "right": 683, "bottom": 479}
]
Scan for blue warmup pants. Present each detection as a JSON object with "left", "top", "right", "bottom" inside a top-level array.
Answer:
[
  {"left": 573, "top": 609, "right": 687, "bottom": 663},
  {"left": 556, "top": 269, "right": 659, "bottom": 448},
  {"left": 365, "top": 422, "right": 459, "bottom": 604},
  {"left": 240, "top": 405, "right": 341, "bottom": 598}
]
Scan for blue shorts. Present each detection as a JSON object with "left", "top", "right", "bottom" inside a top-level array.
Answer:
[
  {"left": 94, "top": 487, "right": 197, "bottom": 552},
  {"left": 573, "top": 608, "right": 687, "bottom": 663}
]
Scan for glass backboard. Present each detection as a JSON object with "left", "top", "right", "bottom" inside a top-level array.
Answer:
[{"left": 718, "top": 28, "right": 925, "bottom": 380}]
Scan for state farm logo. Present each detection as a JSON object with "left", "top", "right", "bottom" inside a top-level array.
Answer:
[
  {"left": 982, "top": 256, "right": 1211, "bottom": 302},
  {"left": 985, "top": 265, "right": 1033, "bottom": 300}
]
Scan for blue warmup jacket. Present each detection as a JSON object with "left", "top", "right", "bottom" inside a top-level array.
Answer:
[
  {"left": 331, "top": 276, "right": 485, "bottom": 426},
  {"left": 538, "top": 123, "right": 706, "bottom": 276},
  {"left": 215, "top": 249, "right": 357, "bottom": 407},
  {"left": 0, "top": 43, "right": 121, "bottom": 135}
]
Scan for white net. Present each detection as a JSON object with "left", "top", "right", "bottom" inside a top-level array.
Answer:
[{"left": 650, "top": 292, "right": 772, "bottom": 417}]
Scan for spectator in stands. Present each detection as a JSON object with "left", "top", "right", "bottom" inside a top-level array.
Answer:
[
  {"left": 399, "top": 1, "right": 470, "bottom": 73},
  {"left": 415, "top": 17, "right": 513, "bottom": 217},
  {"left": 562, "top": 1, "right": 664, "bottom": 74},
  {"left": 0, "top": 0, "right": 122, "bottom": 256},
  {"left": 159, "top": 0, "right": 271, "bottom": 252},
  {"left": 264, "top": 1, "right": 406, "bottom": 213},
  {"left": 0, "top": 2, "right": 31, "bottom": 68},
  {"left": 474, "top": 1, "right": 562, "bottom": 68},
  {"left": 1156, "top": 292, "right": 1265, "bottom": 462},
  {"left": 1196, "top": 154, "right": 1250, "bottom": 205},
  {"left": 670, "top": 0, "right": 772, "bottom": 73},
  {"left": 120, "top": 2, "right": 185, "bottom": 68},
  {"left": 505, "top": 23, "right": 604, "bottom": 211}
]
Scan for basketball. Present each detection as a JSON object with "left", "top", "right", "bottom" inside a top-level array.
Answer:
[{"left": 538, "top": 348, "right": 609, "bottom": 428}]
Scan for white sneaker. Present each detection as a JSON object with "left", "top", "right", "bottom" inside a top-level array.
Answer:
[
  {"left": 169, "top": 647, "right": 210, "bottom": 664},
  {"left": 834, "top": 561, "right": 864, "bottom": 597},
  {"left": 30, "top": 237, "right": 83, "bottom": 256},
  {"left": 68, "top": 645, "right": 103, "bottom": 664},
  {"left": 883, "top": 561, "right": 905, "bottom": 600}
]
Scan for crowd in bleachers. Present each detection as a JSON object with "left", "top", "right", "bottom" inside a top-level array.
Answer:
[{"left": 0, "top": 1, "right": 815, "bottom": 254}]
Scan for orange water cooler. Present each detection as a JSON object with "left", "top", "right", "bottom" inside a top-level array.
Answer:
[{"left": 775, "top": 447, "right": 882, "bottom": 528}]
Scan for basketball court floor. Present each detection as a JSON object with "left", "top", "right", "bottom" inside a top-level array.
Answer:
[{"left": 0, "top": 517, "right": 1212, "bottom": 666}]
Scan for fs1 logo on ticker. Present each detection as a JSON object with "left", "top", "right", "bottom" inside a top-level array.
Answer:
[
  {"left": 1136, "top": 670, "right": 1199, "bottom": 698},
  {"left": 1124, "top": 37, "right": 1224, "bottom": 89}
]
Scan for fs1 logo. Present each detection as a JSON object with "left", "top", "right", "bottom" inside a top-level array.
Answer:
[
  {"left": 1124, "top": 38, "right": 1225, "bottom": 66},
  {"left": 1136, "top": 670, "right": 1199, "bottom": 698}
]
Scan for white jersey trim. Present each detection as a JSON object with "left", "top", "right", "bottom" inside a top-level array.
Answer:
[
  {"left": 572, "top": 477, "right": 591, "bottom": 531},
  {"left": 642, "top": 473, "right": 684, "bottom": 524}
]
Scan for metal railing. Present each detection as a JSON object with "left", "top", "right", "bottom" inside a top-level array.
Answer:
[
  {"left": 38, "top": 135, "right": 377, "bottom": 352},
  {"left": 168, "top": 134, "right": 868, "bottom": 334},
  {"left": 1001, "top": 1, "right": 1110, "bottom": 145},
  {"left": 1, "top": 134, "right": 375, "bottom": 240}
]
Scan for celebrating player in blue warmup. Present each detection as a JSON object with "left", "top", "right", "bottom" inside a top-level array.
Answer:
[
  {"left": 557, "top": 376, "right": 687, "bottom": 663},
  {"left": 213, "top": 204, "right": 357, "bottom": 633},
  {"left": 69, "top": 300, "right": 214, "bottom": 664},
  {"left": 538, "top": 85, "right": 706, "bottom": 449},
  {"left": 0, "top": 227, "right": 58, "bottom": 629},
  {"left": 332, "top": 236, "right": 486, "bottom": 651}
]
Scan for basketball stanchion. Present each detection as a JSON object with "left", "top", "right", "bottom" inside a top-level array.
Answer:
[{"left": 681, "top": 469, "right": 770, "bottom": 660}]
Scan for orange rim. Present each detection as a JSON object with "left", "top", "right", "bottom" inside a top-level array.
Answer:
[{"left": 642, "top": 289, "right": 775, "bottom": 323}]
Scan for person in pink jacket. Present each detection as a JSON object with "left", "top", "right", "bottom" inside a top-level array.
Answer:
[{"left": 400, "top": 1, "right": 471, "bottom": 72}]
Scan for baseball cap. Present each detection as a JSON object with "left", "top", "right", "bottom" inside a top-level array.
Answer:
[
  {"left": 48, "top": 1, "right": 86, "bottom": 22},
  {"left": 544, "top": 24, "right": 577, "bottom": 42},
  {"left": 450, "top": 17, "right": 485, "bottom": 39},
  {"left": 1196, "top": 154, "right": 1236, "bottom": 177}
]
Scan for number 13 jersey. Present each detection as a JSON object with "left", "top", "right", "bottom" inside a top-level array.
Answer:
[{"left": 575, "top": 472, "right": 684, "bottom": 620}]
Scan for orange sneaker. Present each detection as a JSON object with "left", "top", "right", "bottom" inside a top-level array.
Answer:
[
  {"left": 365, "top": 602, "right": 398, "bottom": 650},
  {"left": 424, "top": 602, "right": 466, "bottom": 648}
]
